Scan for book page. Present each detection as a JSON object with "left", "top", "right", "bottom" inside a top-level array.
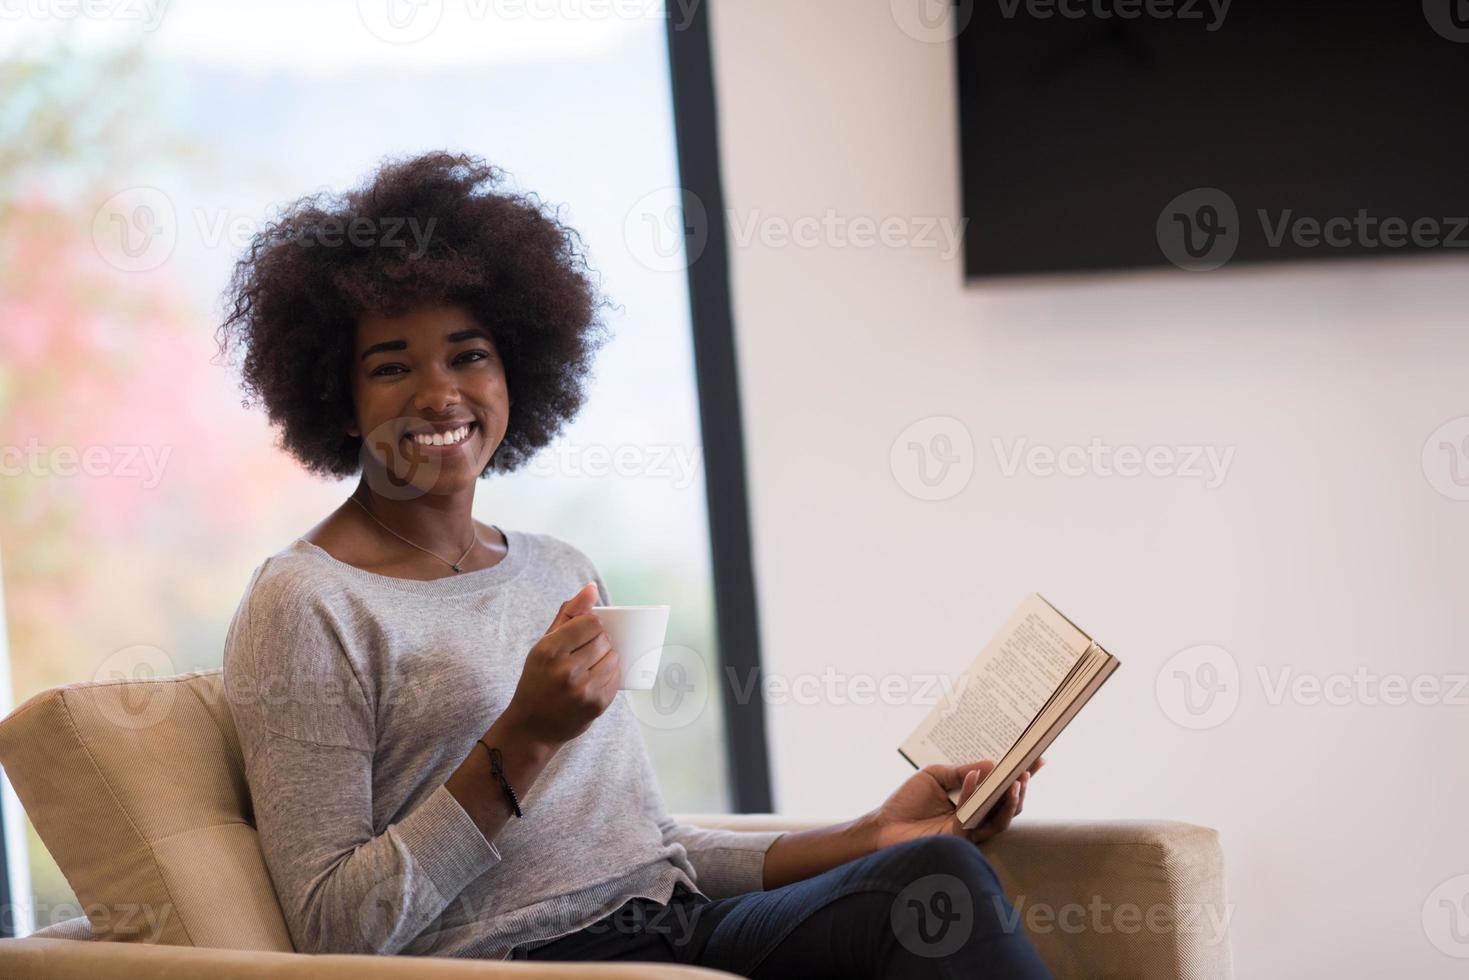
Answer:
[
  {"left": 900, "top": 594, "right": 1092, "bottom": 770},
  {"left": 958, "top": 647, "right": 1119, "bottom": 827}
]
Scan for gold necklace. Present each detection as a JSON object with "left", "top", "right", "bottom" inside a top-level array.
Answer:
[{"left": 348, "top": 494, "right": 477, "bottom": 573}]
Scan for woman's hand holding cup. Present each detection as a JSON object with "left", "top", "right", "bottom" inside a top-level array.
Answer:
[{"left": 501, "top": 582, "right": 621, "bottom": 748}]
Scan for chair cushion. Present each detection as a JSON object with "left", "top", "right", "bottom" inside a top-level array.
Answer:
[{"left": 0, "top": 669, "right": 292, "bottom": 949}]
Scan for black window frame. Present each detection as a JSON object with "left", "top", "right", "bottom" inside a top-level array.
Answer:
[{"left": 665, "top": 2, "right": 774, "bottom": 813}]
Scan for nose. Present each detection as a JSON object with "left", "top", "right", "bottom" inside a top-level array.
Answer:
[{"left": 410, "top": 362, "right": 459, "bottom": 415}]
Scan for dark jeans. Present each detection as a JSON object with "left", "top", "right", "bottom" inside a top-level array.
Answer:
[{"left": 511, "top": 835, "right": 1052, "bottom": 979}]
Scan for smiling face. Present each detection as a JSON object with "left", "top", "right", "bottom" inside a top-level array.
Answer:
[{"left": 348, "top": 304, "right": 510, "bottom": 497}]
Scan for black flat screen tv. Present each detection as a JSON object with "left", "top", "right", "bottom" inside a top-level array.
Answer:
[{"left": 954, "top": 0, "right": 1469, "bottom": 276}]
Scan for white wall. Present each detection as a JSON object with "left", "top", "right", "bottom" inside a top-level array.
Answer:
[{"left": 706, "top": 4, "right": 1469, "bottom": 977}]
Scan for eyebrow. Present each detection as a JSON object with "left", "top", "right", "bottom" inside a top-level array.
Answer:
[{"left": 360, "top": 327, "right": 493, "bottom": 361}]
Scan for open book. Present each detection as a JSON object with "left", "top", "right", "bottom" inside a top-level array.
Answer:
[{"left": 898, "top": 594, "right": 1120, "bottom": 830}]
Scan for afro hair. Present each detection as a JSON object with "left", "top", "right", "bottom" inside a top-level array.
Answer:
[{"left": 216, "top": 151, "right": 611, "bottom": 477}]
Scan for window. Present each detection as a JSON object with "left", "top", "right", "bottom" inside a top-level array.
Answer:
[{"left": 0, "top": 3, "right": 740, "bottom": 933}]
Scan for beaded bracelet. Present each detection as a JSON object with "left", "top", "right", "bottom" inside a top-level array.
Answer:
[{"left": 478, "top": 738, "right": 523, "bottom": 818}]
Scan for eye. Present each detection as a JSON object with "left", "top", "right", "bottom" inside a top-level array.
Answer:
[
  {"left": 369, "top": 363, "right": 406, "bottom": 377},
  {"left": 455, "top": 349, "right": 491, "bottom": 365}
]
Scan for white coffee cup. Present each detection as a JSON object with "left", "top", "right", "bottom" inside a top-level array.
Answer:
[{"left": 591, "top": 605, "right": 670, "bottom": 690}]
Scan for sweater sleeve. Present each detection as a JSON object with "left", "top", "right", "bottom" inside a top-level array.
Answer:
[
  {"left": 224, "top": 569, "right": 501, "bottom": 955},
  {"left": 590, "top": 566, "right": 786, "bottom": 899}
]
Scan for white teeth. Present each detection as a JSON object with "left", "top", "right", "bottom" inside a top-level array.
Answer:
[{"left": 408, "top": 424, "right": 471, "bottom": 447}]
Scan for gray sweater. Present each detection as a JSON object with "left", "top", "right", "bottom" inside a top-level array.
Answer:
[{"left": 222, "top": 529, "right": 783, "bottom": 960}]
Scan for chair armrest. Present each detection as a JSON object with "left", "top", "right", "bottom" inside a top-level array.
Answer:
[
  {"left": 982, "top": 820, "right": 1233, "bottom": 980},
  {"left": 0, "top": 938, "right": 741, "bottom": 979},
  {"left": 676, "top": 815, "right": 1233, "bottom": 980},
  {"left": 11, "top": 819, "right": 1228, "bottom": 979}
]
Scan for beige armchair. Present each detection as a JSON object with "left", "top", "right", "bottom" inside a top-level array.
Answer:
[{"left": 0, "top": 671, "right": 1232, "bottom": 978}]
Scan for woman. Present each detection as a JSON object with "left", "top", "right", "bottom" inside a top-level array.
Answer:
[{"left": 217, "top": 151, "right": 1050, "bottom": 977}]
